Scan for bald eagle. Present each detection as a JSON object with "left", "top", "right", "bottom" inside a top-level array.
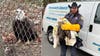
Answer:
[{"left": 12, "top": 8, "right": 36, "bottom": 44}]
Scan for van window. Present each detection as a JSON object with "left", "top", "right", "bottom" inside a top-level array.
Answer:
[{"left": 94, "top": 4, "right": 100, "bottom": 24}]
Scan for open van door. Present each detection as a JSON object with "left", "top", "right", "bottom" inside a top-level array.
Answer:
[{"left": 86, "top": 3, "right": 100, "bottom": 55}]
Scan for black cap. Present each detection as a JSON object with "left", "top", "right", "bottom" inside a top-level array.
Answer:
[{"left": 68, "top": 2, "right": 81, "bottom": 8}]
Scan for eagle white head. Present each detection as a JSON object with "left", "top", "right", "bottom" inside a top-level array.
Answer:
[{"left": 15, "top": 8, "right": 26, "bottom": 20}]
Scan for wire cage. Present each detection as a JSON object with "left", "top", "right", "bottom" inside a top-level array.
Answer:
[{"left": 0, "top": 0, "right": 42, "bottom": 56}]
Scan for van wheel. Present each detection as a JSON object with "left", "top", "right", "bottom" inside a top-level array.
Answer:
[{"left": 47, "top": 30, "right": 54, "bottom": 45}]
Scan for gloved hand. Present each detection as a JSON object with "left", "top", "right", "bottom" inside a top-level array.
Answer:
[
  {"left": 70, "top": 24, "right": 80, "bottom": 31},
  {"left": 61, "top": 22, "right": 80, "bottom": 31},
  {"left": 61, "top": 22, "right": 72, "bottom": 30}
]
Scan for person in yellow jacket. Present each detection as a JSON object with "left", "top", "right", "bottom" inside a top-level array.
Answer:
[{"left": 59, "top": 2, "right": 83, "bottom": 56}]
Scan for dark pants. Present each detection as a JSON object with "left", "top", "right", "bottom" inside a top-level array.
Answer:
[{"left": 60, "top": 44, "right": 77, "bottom": 56}]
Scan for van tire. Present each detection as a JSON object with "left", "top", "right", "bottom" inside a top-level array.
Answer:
[{"left": 47, "top": 30, "right": 54, "bottom": 45}]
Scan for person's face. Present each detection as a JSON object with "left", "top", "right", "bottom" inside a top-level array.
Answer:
[{"left": 70, "top": 7, "right": 78, "bottom": 14}]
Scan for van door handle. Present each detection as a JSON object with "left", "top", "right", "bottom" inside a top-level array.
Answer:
[
  {"left": 89, "top": 25, "right": 93, "bottom": 32},
  {"left": 95, "top": 15, "right": 97, "bottom": 18}
]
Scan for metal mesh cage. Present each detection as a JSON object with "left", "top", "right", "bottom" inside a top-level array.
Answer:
[{"left": 0, "top": 0, "right": 42, "bottom": 56}]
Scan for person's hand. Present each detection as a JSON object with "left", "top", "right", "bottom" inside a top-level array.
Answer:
[
  {"left": 70, "top": 24, "right": 80, "bottom": 31},
  {"left": 61, "top": 23, "right": 80, "bottom": 31},
  {"left": 61, "top": 22, "right": 72, "bottom": 30}
]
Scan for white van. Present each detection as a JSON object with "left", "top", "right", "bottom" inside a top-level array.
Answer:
[{"left": 43, "top": 2, "right": 100, "bottom": 56}]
